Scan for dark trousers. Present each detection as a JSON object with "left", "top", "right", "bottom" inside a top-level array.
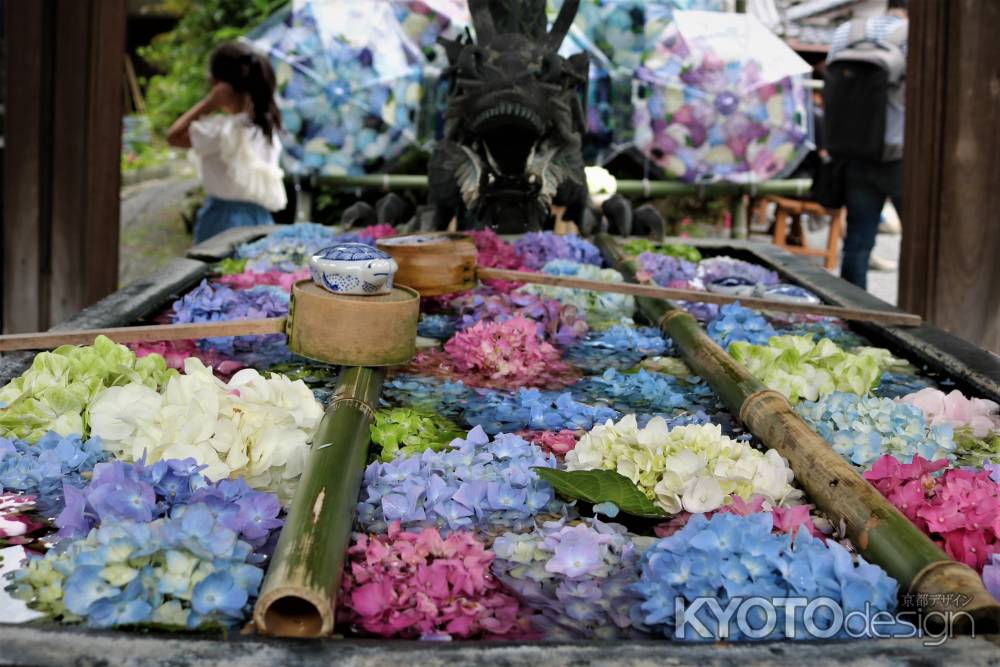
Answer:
[{"left": 840, "top": 159, "right": 902, "bottom": 289}]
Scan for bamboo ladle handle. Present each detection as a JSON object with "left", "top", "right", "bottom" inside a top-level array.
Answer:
[{"left": 477, "top": 267, "right": 922, "bottom": 328}]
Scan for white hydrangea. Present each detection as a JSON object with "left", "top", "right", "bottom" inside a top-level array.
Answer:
[
  {"left": 89, "top": 358, "right": 323, "bottom": 499},
  {"left": 565, "top": 415, "right": 801, "bottom": 514}
]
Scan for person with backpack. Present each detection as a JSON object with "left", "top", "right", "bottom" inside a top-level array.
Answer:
[{"left": 823, "top": 0, "right": 908, "bottom": 289}]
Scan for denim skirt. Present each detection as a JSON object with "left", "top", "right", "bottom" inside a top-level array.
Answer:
[{"left": 193, "top": 196, "right": 274, "bottom": 243}]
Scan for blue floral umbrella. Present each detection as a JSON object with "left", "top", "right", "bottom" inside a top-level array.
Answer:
[
  {"left": 631, "top": 11, "right": 814, "bottom": 183},
  {"left": 247, "top": 0, "right": 468, "bottom": 177}
]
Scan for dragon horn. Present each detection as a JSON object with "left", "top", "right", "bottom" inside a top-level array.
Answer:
[
  {"left": 546, "top": 0, "right": 579, "bottom": 49},
  {"left": 468, "top": 0, "right": 497, "bottom": 44}
]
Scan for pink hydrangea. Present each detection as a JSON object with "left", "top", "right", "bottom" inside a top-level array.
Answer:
[
  {"left": 468, "top": 229, "right": 529, "bottom": 293},
  {"left": 865, "top": 454, "right": 1000, "bottom": 571},
  {"left": 356, "top": 224, "right": 398, "bottom": 242},
  {"left": 339, "top": 522, "right": 530, "bottom": 639},
  {"left": 129, "top": 340, "right": 244, "bottom": 378},
  {"left": 412, "top": 316, "right": 579, "bottom": 390},
  {"left": 653, "top": 496, "right": 822, "bottom": 539},
  {"left": 516, "top": 430, "right": 579, "bottom": 457},
  {"left": 899, "top": 388, "right": 1000, "bottom": 438},
  {"left": 217, "top": 267, "right": 310, "bottom": 292}
]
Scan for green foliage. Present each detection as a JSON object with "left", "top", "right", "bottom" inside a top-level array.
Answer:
[
  {"left": 121, "top": 142, "right": 174, "bottom": 173},
  {"left": 531, "top": 468, "right": 668, "bottom": 518},
  {"left": 138, "top": 0, "right": 283, "bottom": 135},
  {"left": 621, "top": 239, "right": 703, "bottom": 263}
]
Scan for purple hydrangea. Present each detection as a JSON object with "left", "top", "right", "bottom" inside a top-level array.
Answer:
[
  {"left": 697, "top": 256, "right": 780, "bottom": 287},
  {"left": 514, "top": 233, "right": 602, "bottom": 271},
  {"left": 0, "top": 432, "right": 107, "bottom": 517},
  {"left": 638, "top": 252, "right": 697, "bottom": 287}
]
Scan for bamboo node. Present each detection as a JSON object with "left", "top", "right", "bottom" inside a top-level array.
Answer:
[
  {"left": 658, "top": 309, "right": 691, "bottom": 329},
  {"left": 328, "top": 396, "right": 375, "bottom": 420},
  {"left": 738, "top": 388, "right": 791, "bottom": 424}
]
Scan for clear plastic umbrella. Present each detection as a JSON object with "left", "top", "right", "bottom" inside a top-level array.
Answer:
[
  {"left": 631, "top": 11, "right": 814, "bottom": 183},
  {"left": 247, "top": 0, "right": 468, "bottom": 177}
]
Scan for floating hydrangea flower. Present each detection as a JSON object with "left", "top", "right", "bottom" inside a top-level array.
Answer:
[
  {"left": 865, "top": 455, "right": 1000, "bottom": 571},
  {"left": 447, "top": 289, "right": 589, "bottom": 346},
  {"left": 775, "top": 318, "right": 867, "bottom": 349},
  {"left": 513, "top": 233, "right": 602, "bottom": 271},
  {"left": 235, "top": 222, "right": 339, "bottom": 272},
  {"left": 518, "top": 261, "right": 635, "bottom": 326},
  {"left": 468, "top": 229, "right": 528, "bottom": 292},
  {"left": 677, "top": 300, "right": 720, "bottom": 324},
  {"left": 796, "top": 392, "right": 956, "bottom": 467},
  {"left": 412, "top": 316, "right": 578, "bottom": 391},
  {"left": 129, "top": 339, "right": 245, "bottom": 377},
  {"left": 463, "top": 388, "right": 620, "bottom": 435},
  {"left": 899, "top": 388, "right": 1000, "bottom": 439},
  {"left": 12, "top": 509, "right": 269, "bottom": 629},
  {"left": 216, "top": 267, "right": 310, "bottom": 292},
  {"left": 356, "top": 426, "right": 565, "bottom": 536},
  {"left": 696, "top": 255, "right": 779, "bottom": 287},
  {"left": 0, "top": 432, "right": 107, "bottom": 517},
  {"left": 516, "top": 430, "right": 579, "bottom": 458},
  {"left": 88, "top": 358, "right": 322, "bottom": 499},
  {"left": 622, "top": 239, "right": 702, "bottom": 263},
  {"left": 566, "top": 416, "right": 800, "bottom": 514},
  {"left": 984, "top": 554, "right": 1000, "bottom": 601},
  {"left": 575, "top": 368, "right": 720, "bottom": 416},
  {"left": 873, "top": 371, "right": 936, "bottom": 400},
  {"left": 492, "top": 518, "right": 645, "bottom": 639},
  {"left": 706, "top": 302, "right": 776, "bottom": 349},
  {"left": 171, "top": 281, "right": 293, "bottom": 368},
  {"left": 55, "top": 457, "right": 282, "bottom": 552},
  {"left": 631, "top": 512, "right": 900, "bottom": 641},
  {"left": 340, "top": 523, "right": 529, "bottom": 639},
  {"left": 381, "top": 375, "right": 472, "bottom": 419},
  {"left": 730, "top": 335, "right": 892, "bottom": 404},
  {"left": 563, "top": 326, "right": 670, "bottom": 372},
  {"left": 370, "top": 408, "right": 465, "bottom": 462},
  {"left": 636, "top": 252, "right": 697, "bottom": 287},
  {"left": 0, "top": 336, "right": 175, "bottom": 442}
]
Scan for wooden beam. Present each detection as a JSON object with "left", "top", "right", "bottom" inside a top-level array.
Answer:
[{"left": 900, "top": 0, "right": 1000, "bottom": 353}]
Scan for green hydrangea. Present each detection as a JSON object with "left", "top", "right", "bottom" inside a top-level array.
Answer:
[
  {"left": 216, "top": 257, "right": 248, "bottom": 275},
  {"left": 369, "top": 408, "right": 465, "bottom": 462},
  {"left": 729, "top": 335, "right": 896, "bottom": 404},
  {"left": 0, "top": 336, "right": 175, "bottom": 442}
]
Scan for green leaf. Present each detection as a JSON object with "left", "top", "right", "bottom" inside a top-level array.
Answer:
[{"left": 532, "top": 468, "right": 668, "bottom": 518}]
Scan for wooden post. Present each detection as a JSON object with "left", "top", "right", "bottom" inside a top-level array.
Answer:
[
  {"left": 899, "top": 0, "right": 1000, "bottom": 353},
  {"left": 2, "top": 0, "right": 126, "bottom": 333}
]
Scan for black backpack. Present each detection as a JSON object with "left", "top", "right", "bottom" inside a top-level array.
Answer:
[{"left": 823, "top": 19, "right": 907, "bottom": 162}]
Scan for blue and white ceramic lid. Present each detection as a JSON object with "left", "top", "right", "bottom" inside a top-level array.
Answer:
[
  {"left": 309, "top": 243, "right": 398, "bottom": 296},
  {"left": 706, "top": 276, "right": 757, "bottom": 296},
  {"left": 377, "top": 234, "right": 450, "bottom": 247}
]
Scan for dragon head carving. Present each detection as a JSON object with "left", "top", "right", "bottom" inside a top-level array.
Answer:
[{"left": 426, "top": 0, "right": 590, "bottom": 233}]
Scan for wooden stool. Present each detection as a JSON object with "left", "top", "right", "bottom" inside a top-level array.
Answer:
[{"left": 761, "top": 196, "right": 845, "bottom": 270}]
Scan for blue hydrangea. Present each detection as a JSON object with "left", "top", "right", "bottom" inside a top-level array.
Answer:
[
  {"left": 492, "top": 518, "right": 647, "bottom": 639},
  {"left": 775, "top": 319, "right": 867, "bottom": 349},
  {"left": 463, "top": 388, "right": 620, "bottom": 434},
  {"left": 563, "top": 326, "right": 671, "bottom": 372},
  {"left": 0, "top": 432, "right": 107, "bottom": 517},
  {"left": 13, "top": 509, "right": 266, "bottom": 629},
  {"left": 514, "top": 233, "right": 602, "bottom": 270},
  {"left": 235, "top": 222, "right": 341, "bottom": 272},
  {"left": 796, "top": 392, "right": 957, "bottom": 467},
  {"left": 873, "top": 371, "right": 937, "bottom": 400},
  {"left": 574, "top": 369, "right": 721, "bottom": 416},
  {"left": 631, "top": 512, "right": 902, "bottom": 641},
  {"left": 171, "top": 281, "right": 293, "bottom": 368},
  {"left": 417, "top": 314, "right": 458, "bottom": 340},
  {"left": 57, "top": 458, "right": 283, "bottom": 555},
  {"left": 356, "top": 426, "right": 567, "bottom": 536},
  {"left": 707, "top": 302, "right": 777, "bottom": 349},
  {"left": 381, "top": 374, "right": 473, "bottom": 419}
]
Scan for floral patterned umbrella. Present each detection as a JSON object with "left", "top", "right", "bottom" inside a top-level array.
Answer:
[
  {"left": 247, "top": 0, "right": 468, "bottom": 177},
  {"left": 631, "top": 11, "right": 813, "bottom": 183}
]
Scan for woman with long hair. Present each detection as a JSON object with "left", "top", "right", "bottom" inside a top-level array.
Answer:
[{"left": 167, "top": 42, "right": 286, "bottom": 243}]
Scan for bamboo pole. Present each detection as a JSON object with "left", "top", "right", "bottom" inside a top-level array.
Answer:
[
  {"left": 595, "top": 233, "right": 1000, "bottom": 625},
  {"left": 478, "top": 267, "right": 922, "bottom": 327},
  {"left": 305, "top": 173, "right": 813, "bottom": 198},
  {"left": 254, "top": 366, "right": 384, "bottom": 637}
]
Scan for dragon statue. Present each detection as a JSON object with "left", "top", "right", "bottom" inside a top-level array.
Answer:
[{"left": 425, "top": 0, "right": 590, "bottom": 233}]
